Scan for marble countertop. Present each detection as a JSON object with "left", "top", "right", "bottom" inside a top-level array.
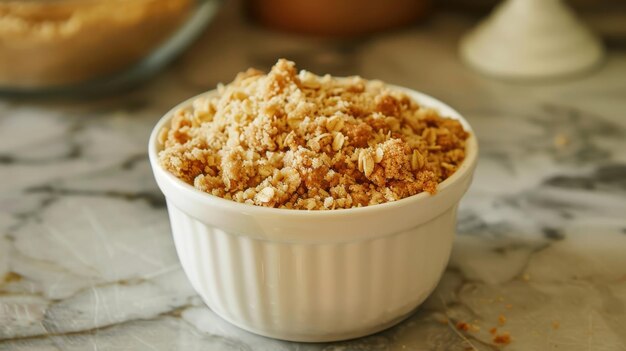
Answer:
[{"left": 1, "top": 3, "right": 625, "bottom": 351}]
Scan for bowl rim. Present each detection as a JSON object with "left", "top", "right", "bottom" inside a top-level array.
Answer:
[{"left": 148, "top": 85, "right": 479, "bottom": 218}]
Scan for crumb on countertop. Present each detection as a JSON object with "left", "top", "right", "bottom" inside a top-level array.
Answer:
[
  {"left": 498, "top": 314, "right": 507, "bottom": 326},
  {"left": 455, "top": 321, "right": 480, "bottom": 333},
  {"left": 456, "top": 321, "right": 470, "bottom": 331},
  {"left": 493, "top": 331, "right": 512, "bottom": 345}
]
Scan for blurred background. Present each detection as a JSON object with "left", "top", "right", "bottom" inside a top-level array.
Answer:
[{"left": 0, "top": 0, "right": 624, "bottom": 97}]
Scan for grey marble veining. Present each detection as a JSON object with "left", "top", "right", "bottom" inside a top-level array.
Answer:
[{"left": 1, "top": 2, "right": 626, "bottom": 350}]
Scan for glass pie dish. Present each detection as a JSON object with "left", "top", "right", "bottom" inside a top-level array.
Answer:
[{"left": 0, "top": 0, "right": 219, "bottom": 96}]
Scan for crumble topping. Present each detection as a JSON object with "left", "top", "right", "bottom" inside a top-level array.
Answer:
[{"left": 158, "top": 59, "right": 469, "bottom": 210}]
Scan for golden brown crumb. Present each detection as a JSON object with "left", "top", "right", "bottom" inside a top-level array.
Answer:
[
  {"left": 493, "top": 331, "right": 512, "bottom": 345},
  {"left": 498, "top": 314, "right": 507, "bottom": 326},
  {"left": 158, "top": 59, "right": 469, "bottom": 210},
  {"left": 554, "top": 133, "right": 570, "bottom": 148},
  {"left": 552, "top": 321, "right": 560, "bottom": 330},
  {"left": 456, "top": 321, "right": 470, "bottom": 331},
  {"left": 456, "top": 321, "right": 480, "bottom": 332},
  {"left": 489, "top": 327, "right": 498, "bottom": 335}
]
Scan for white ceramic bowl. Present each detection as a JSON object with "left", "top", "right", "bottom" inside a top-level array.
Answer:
[{"left": 148, "top": 87, "right": 478, "bottom": 342}]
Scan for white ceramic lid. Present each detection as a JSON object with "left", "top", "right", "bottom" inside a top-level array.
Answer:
[{"left": 460, "top": 0, "right": 605, "bottom": 80}]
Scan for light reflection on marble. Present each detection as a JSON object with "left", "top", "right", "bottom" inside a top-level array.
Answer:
[{"left": 1, "top": 2, "right": 626, "bottom": 350}]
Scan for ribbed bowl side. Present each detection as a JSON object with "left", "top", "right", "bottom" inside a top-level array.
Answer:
[{"left": 167, "top": 202, "right": 456, "bottom": 342}]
